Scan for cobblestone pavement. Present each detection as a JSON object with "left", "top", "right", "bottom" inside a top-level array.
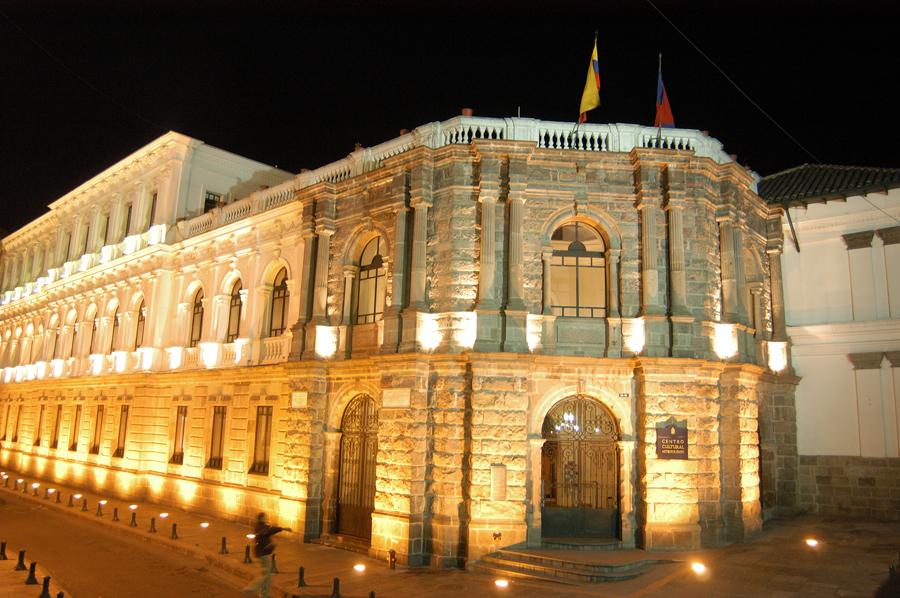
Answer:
[{"left": 1, "top": 468, "right": 898, "bottom": 597}]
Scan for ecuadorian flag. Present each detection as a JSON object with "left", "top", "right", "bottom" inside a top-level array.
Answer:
[
  {"left": 578, "top": 37, "right": 601, "bottom": 123},
  {"left": 654, "top": 70, "right": 675, "bottom": 128}
]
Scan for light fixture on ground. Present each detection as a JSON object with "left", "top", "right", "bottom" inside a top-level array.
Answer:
[
  {"left": 129, "top": 504, "right": 137, "bottom": 510},
  {"left": 494, "top": 579, "right": 509, "bottom": 588},
  {"left": 353, "top": 564, "right": 366, "bottom": 572},
  {"left": 805, "top": 538, "right": 819, "bottom": 547},
  {"left": 200, "top": 522, "right": 209, "bottom": 528},
  {"left": 691, "top": 562, "right": 707, "bottom": 574},
  {"left": 246, "top": 533, "right": 255, "bottom": 540},
  {"left": 159, "top": 512, "right": 169, "bottom": 518},
  {"left": 74, "top": 493, "right": 82, "bottom": 499},
  {"left": 31, "top": 482, "right": 40, "bottom": 496}
]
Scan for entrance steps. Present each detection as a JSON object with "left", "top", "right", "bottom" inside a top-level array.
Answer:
[
  {"left": 473, "top": 547, "right": 674, "bottom": 585},
  {"left": 314, "top": 533, "right": 371, "bottom": 556}
]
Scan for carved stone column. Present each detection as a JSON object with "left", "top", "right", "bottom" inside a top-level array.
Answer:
[
  {"left": 289, "top": 218, "right": 316, "bottom": 359},
  {"left": 767, "top": 246, "right": 786, "bottom": 340},
  {"left": 507, "top": 194, "right": 526, "bottom": 311},
  {"left": 733, "top": 218, "right": 749, "bottom": 325},
  {"left": 400, "top": 198, "right": 430, "bottom": 352},
  {"left": 381, "top": 206, "right": 408, "bottom": 354},
  {"left": 606, "top": 248, "right": 623, "bottom": 358},
  {"left": 341, "top": 265, "right": 357, "bottom": 325},
  {"left": 719, "top": 212, "right": 738, "bottom": 322},
  {"left": 311, "top": 225, "right": 334, "bottom": 323},
  {"left": 665, "top": 200, "right": 689, "bottom": 316}
]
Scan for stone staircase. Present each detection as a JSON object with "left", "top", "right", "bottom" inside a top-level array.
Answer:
[{"left": 473, "top": 547, "right": 674, "bottom": 585}]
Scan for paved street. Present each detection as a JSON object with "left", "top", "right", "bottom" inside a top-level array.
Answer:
[{"left": 1, "top": 469, "right": 899, "bottom": 597}]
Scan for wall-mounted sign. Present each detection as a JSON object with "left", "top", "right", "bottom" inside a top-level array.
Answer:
[
  {"left": 382, "top": 388, "right": 411, "bottom": 409},
  {"left": 656, "top": 418, "right": 688, "bottom": 460},
  {"left": 290, "top": 391, "right": 308, "bottom": 409}
]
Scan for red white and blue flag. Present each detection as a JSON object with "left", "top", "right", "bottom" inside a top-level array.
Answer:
[{"left": 654, "top": 69, "right": 675, "bottom": 128}]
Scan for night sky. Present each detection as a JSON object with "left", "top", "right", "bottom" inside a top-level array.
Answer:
[{"left": 2, "top": 0, "right": 898, "bottom": 236}]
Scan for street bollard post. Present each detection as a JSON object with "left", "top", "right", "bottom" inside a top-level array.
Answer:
[
  {"left": 112, "top": 507, "right": 119, "bottom": 522},
  {"left": 55, "top": 491, "right": 61, "bottom": 504},
  {"left": 32, "top": 483, "right": 39, "bottom": 497},
  {"left": 67, "top": 494, "right": 74, "bottom": 507},
  {"left": 330, "top": 577, "right": 341, "bottom": 598},
  {"left": 56, "top": 593, "right": 64, "bottom": 598},
  {"left": 44, "top": 488, "right": 50, "bottom": 499},
  {"left": 149, "top": 517, "right": 157, "bottom": 533},
  {"left": 39, "top": 576, "right": 52, "bottom": 598},
  {"left": 95, "top": 502, "right": 104, "bottom": 517},
  {"left": 81, "top": 498, "right": 88, "bottom": 512},
  {"left": 26, "top": 561, "right": 39, "bottom": 584},
  {"left": 130, "top": 512, "right": 138, "bottom": 528},
  {"left": 220, "top": 537, "right": 228, "bottom": 554},
  {"left": 15, "top": 550, "right": 27, "bottom": 571},
  {"left": 298, "top": 566, "right": 307, "bottom": 587},
  {"left": 369, "top": 592, "right": 375, "bottom": 598},
  {"left": 0, "top": 541, "right": 7, "bottom": 560},
  {"left": 171, "top": 523, "right": 178, "bottom": 540},
  {"left": 243, "top": 545, "right": 252, "bottom": 564}
]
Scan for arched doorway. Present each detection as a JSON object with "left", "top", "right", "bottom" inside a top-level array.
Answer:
[
  {"left": 541, "top": 395, "right": 619, "bottom": 538},
  {"left": 336, "top": 394, "right": 378, "bottom": 540}
]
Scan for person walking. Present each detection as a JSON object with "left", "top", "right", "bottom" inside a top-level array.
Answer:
[{"left": 242, "top": 512, "right": 290, "bottom": 598}]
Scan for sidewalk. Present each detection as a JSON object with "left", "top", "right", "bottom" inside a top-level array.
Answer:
[
  {"left": 1, "top": 466, "right": 898, "bottom": 597},
  {"left": 0, "top": 539, "right": 70, "bottom": 598}
]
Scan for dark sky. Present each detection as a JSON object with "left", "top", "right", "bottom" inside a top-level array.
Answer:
[{"left": 2, "top": 0, "right": 898, "bottom": 236}]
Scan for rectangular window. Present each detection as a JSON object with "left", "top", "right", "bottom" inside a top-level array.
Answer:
[
  {"left": 79, "top": 223, "right": 90, "bottom": 256},
  {"left": 51, "top": 405, "right": 62, "bottom": 449},
  {"left": 34, "top": 405, "right": 45, "bottom": 446},
  {"left": 249, "top": 406, "right": 272, "bottom": 475},
  {"left": 90, "top": 405, "right": 104, "bottom": 455},
  {"left": 204, "top": 191, "right": 222, "bottom": 213},
  {"left": 171, "top": 406, "right": 188, "bottom": 464},
  {"left": 113, "top": 405, "right": 128, "bottom": 458},
  {"left": 124, "top": 203, "right": 133, "bottom": 237},
  {"left": 12, "top": 406, "right": 21, "bottom": 442},
  {"left": 101, "top": 213, "right": 111, "bottom": 246},
  {"left": 207, "top": 406, "right": 226, "bottom": 469},
  {"left": 148, "top": 192, "right": 158, "bottom": 230},
  {"left": 1, "top": 404, "right": 9, "bottom": 440},
  {"left": 69, "top": 405, "right": 82, "bottom": 451}
]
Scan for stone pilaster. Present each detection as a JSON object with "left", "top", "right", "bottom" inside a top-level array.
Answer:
[
  {"left": 767, "top": 245, "right": 787, "bottom": 341},
  {"left": 288, "top": 210, "right": 316, "bottom": 359},
  {"left": 381, "top": 204, "right": 409, "bottom": 354},
  {"left": 399, "top": 198, "right": 430, "bottom": 353},
  {"left": 302, "top": 217, "right": 335, "bottom": 359},
  {"left": 719, "top": 210, "right": 739, "bottom": 322}
]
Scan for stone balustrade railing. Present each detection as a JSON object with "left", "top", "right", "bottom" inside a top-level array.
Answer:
[{"left": 174, "top": 116, "right": 739, "bottom": 241}]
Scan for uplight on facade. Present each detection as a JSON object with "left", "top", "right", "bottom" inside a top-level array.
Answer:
[
  {"left": 200, "top": 342, "right": 221, "bottom": 368},
  {"left": 623, "top": 318, "right": 646, "bottom": 354},
  {"left": 417, "top": 313, "right": 441, "bottom": 351},
  {"left": 767, "top": 341, "right": 788, "bottom": 373},
  {"left": 713, "top": 323, "right": 738, "bottom": 359},
  {"left": 452, "top": 312, "right": 477, "bottom": 349},
  {"left": 314, "top": 326, "right": 338, "bottom": 358}
]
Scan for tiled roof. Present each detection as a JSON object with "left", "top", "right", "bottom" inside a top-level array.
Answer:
[{"left": 758, "top": 164, "right": 900, "bottom": 206}]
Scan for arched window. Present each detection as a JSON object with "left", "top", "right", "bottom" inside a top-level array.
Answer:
[
  {"left": 356, "top": 237, "right": 386, "bottom": 324},
  {"left": 189, "top": 290, "right": 204, "bottom": 348},
  {"left": 88, "top": 314, "right": 98, "bottom": 355},
  {"left": 134, "top": 301, "right": 145, "bottom": 349},
  {"left": 109, "top": 309, "right": 120, "bottom": 353},
  {"left": 226, "top": 280, "right": 243, "bottom": 343},
  {"left": 268, "top": 268, "right": 288, "bottom": 337},
  {"left": 550, "top": 222, "right": 606, "bottom": 318}
]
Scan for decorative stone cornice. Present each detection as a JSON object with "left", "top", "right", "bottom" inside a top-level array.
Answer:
[
  {"left": 841, "top": 230, "right": 875, "bottom": 250},
  {"left": 847, "top": 352, "right": 884, "bottom": 370},
  {"left": 875, "top": 225, "right": 900, "bottom": 246}
]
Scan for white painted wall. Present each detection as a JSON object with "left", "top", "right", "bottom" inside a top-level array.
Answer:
[{"left": 784, "top": 188, "right": 900, "bottom": 457}]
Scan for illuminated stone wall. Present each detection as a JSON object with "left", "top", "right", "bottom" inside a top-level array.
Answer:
[{"left": 0, "top": 117, "right": 800, "bottom": 567}]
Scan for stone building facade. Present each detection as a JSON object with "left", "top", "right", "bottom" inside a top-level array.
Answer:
[{"left": 0, "top": 116, "right": 797, "bottom": 566}]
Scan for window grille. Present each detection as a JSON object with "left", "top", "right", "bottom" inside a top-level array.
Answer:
[
  {"left": 356, "top": 237, "right": 386, "bottom": 324},
  {"left": 226, "top": 281, "right": 242, "bottom": 343},
  {"left": 113, "top": 405, "right": 128, "bottom": 458},
  {"left": 171, "top": 406, "right": 188, "bottom": 464},
  {"left": 249, "top": 406, "right": 272, "bottom": 475},
  {"left": 206, "top": 406, "right": 226, "bottom": 470},
  {"left": 90, "top": 405, "right": 104, "bottom": 455},
  {"left": 268, "top": 269, "right": 288, "bottom": 337},
  {"left": 550, "top": 222, "right": 607, "bottom": 318}
]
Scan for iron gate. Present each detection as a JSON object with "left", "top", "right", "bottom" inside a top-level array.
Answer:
[
  {"left": 541, "top": 395, "right": 619, "bottom": 538},
  {"left": 337, "top": 394, "right": 378, "bottom": 540}
]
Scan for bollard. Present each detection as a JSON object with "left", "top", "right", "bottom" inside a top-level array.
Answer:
[
  {"left": 171, "top": 523, "right": 179, "bottom": 540},
  {"left": 81, "top": 498, "right": 88, "bottom": 512},
  {"left": 57, "top": 593, "right": 64, "bottom": 598},
  {"left": 149, "top": 517, "right": 157, "bottom": 533},
  {"left": 26, "top": 561, "right": 39, "bottom": 584},
  {"left": 298, "top": 566, "right": 307, "bottom": 587},
  {"left": 39, "top": 576, "right": 52, "bottom": 598},
  {"left": 130, "top": 512, "right": 138, "bottom": 528},
  {"left": 95, "top": 502, "right": 103, "bottom": 517},
  {"left": 67, "top": 494, "right": 74, "bottom": 508},
  {"left": 112, "top": 507, "right": 119, "bottom": 522},
  {"left": 55, "top": 491, "right": 61, "bottom": 504},
  {"left": 271, "top": 553, "right": 279, "bottom": 574},
  {"left": 330, "top": 577, "right": 341, "bottom": 598},
  {"left": 220, "top": 537, "right": 228, "bottom": 555},
  {"left": 44, "top": 488, "right": 50, "bottom": 499},
  {"left": 23, "top": 481, "right": 29, "bottom": 493},
  {"left": 389, "top": 548, "right": 396, "bottom": 570},
  {"left": 369, "top": 592, "right": 375, "bottom": 598},
  {"left": 15, "top": 550, "right": 27, "bottom": 571},
  {"left": 33, "top": 485, "right": 39, "bottom": 497},
  {"left": 243, "top": 545, "right": 252, "bottom": 564},
  {"left": 0, "top": 541, "right": 7, "bottom": 560}
]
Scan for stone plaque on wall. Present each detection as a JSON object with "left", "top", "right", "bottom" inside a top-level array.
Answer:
[
  {"left": 382, "top": 388, "right": 411, "bottom": 409},
  {"left": 290, "top": 391, "right": 308, "bottom": 409},
  {"left": 656, "top": 418, "right": 688, "bottom": 459}
]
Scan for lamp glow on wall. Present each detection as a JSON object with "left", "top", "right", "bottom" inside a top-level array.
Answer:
[
  {"left": 138, "top": 348, "right": 155, "bottom": 371},
  {"left": 34, "top": 361, "right": 47, "bottom": 380},
  {"left": 713, "top": 323, "right": 738, "bottom": 359},
  {"left": 452, "top": 312, "right": 477, "bottom": 349},
  {"left": 623, "top": 318, "right": 646, "bottom": 354},
  {"left": 166, "top": 347, "right": 183, "bottom": 370},
  {"left": 200, "top": 342, "right": 221, "bottom": 368},
  {"left": 51, "top": 359, "right": 65, "bottom": 379},
  {"left": 90, "top": 354, "right": 106, "bottom": 376},
  {"left": 314, "top": 326, "right": 338, "bottom": 358},
  {"left": 767, "top": 341, "right": 788, "bottom": 373},
  {"left": 417, "top": 313, "right": 441, "bottom": 351},
  {"left": 526, "top": 314, "right": 543, "bottom": 352}
]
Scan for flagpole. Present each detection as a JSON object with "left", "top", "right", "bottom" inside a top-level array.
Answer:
[
  {"left": 572, "top": 30, "right": 599, "bottom": 142},
  {"left": 656, "top": 52, "right": 663, "bottom": 147}
]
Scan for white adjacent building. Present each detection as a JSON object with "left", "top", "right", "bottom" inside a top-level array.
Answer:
[{"left": 759, "top": 164, "right": 900, "bottom": 519}]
